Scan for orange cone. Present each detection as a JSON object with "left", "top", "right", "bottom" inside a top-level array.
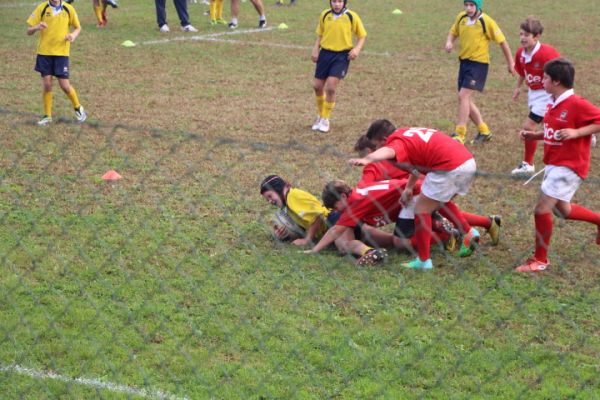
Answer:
[{"left": 102, "top": 170, "right": 122, "bottom": 181}]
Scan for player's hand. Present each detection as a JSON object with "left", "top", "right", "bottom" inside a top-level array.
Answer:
[
  {"left": 520, "top": 130, "right": 537, "bottom": 141},
  {"left": 348, "top": 49, "right": 359, "bottom": 60},
  {"left": 65, "top": 33, "right": 75, "bottom": 42},
  {"left": 400, "top": 188, "right": 413, "bottom": 206},
  {"left": 555, "top": 129, "right": 577, "bottom": 141},
  {"left": 311, "top": 50, "right": 319, "bottom": 63},
  {"left": 508, "top": 64, "right": 516, "bottom": 76},
  {"left": 348, "top": 158, "right": 368, "bottom": 166},
  {"left": 444, "top": 42, "right": 453, "bottom": 53},
  {"left": 512, "top": 88, "right": 520, "bottom": 101},
  {"left": 292, "top": 238, "right": 309, "bottom": 246},
  {"left": 38, "top": 22, "right": 48, "bottom": 30}
]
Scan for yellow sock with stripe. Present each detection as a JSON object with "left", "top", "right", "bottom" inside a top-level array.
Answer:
[
  {"left": 477, "top": 123, "right": 491, "bottom": 135},
  {"left": 322, "top": 101, "right": 335, "bottom": 120},
  {"left": 360, "top": 246, "right": 373, "bottom": 256},
  {"left": 66, "top": 87, "right": 81, "bottom": 110},
  {"left": 455, "top": 125, "right": 467, "bottom": 139},
  {"left": 315, "top": 94, "right": 325, "bottom": 117},
  {"left": 43, "top": 91, "right": 53, "bottom": 117},
  {"left": 94, "top": 4, "right": 103, "bottom": 24}
]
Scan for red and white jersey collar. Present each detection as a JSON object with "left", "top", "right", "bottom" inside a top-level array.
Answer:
[
  {"left": 521, "top": 41, "right": 541, "bottom": 64},
  {"left": 551, "top": 89, "right": 574, "bottom": 109}
]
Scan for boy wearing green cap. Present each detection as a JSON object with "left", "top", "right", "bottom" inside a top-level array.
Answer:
[{"left": 445, "top": 0, "right": 515, "bottom": 144}]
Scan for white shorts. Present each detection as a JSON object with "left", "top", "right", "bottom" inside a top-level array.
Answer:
[
  {"left": 421, "top": 158, "right": 477, "bottom": 203},
  {"left": 528, "top": 89, "right": 552, "bottom": 119},
  {"left": 541, "top": 165, "right": 582, "bottom": 202}
]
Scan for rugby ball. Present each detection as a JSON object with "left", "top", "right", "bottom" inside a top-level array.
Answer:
[{"left": 271, "top": 209, "right": 305, "bottom": 241}]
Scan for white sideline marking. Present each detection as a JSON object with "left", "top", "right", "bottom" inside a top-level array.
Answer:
[
  {"left": 0, "top": 364, "right": 189, "bottom": 400},
  {"left": 141, "top": 28, "right": 392, "bottom": 57},
  {"left": 0, "top": 2, "right": 37, "bottom": 7},
  {"left": 141, "top": 27, "right": 275, "bottom": 45}
]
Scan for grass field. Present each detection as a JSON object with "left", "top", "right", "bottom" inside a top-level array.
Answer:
[{"left": 1, "top": 0, "right": 599, "bottom": 398}]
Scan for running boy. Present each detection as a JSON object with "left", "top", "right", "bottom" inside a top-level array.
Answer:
[
  {"left": 349, "top": 127, "right": 481, "bottom": 270},
  {"left": 260, "top": 175, "right": 333, "bottom": 247},
  {"left": 311, "top": 0, "right": 366, "bottom": 133},
  {"left": 445, "top": 0, "right": 514, "bottom": 144},
  {"left": 516, "top": 58, "right": 600, "bottom": 272},
  {"left": 511, "top": 17, "right": 560, "bottom": 176},
  {"left": 27, "top": 0, "right": 86, "bottom": 126}
]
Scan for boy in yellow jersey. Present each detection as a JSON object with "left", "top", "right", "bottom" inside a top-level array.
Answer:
[
  {"left": 27, "top": 0, "right": 87, "bottom": 126},
  {"left": 260, "top": 175, "right": 336, "bottom": 247},
  {"left": 209, "top": 0, "right": 226, "bottom": 25},
  {"left": 445, "top": 0, "right": 514, "bottom": 144},
  {"left": 311, "top": 0, "right": 366, "bottom": 133}
]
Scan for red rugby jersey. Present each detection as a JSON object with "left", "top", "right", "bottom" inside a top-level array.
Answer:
[
  {"left": 385, "top": 127, "right": 473, "bottom": 172},
  {"left": 514, "top": 43, "right": 560, "bottom": 91},
  {"left": 543, "top": 90, "right": 600, "bottom": 179}
]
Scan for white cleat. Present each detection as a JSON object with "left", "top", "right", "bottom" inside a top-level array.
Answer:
[{"left": 511, "top": 161, "right": 535, "bottom": 177}]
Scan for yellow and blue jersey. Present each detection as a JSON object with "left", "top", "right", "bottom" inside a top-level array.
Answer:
[
  {"left": 286, "top": 188, "right": 331, "bottom": 237},
  {"left": 27, "top": 1, "right": 80, "bottom": 56},
  {"left": 316, "top": 8, "right": 367, "bottom": 52},
  {"left": 450, "top": 12, "right": 505, "bottom": 64}
]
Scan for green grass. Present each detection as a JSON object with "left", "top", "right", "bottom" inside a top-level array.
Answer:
[{"left": 1, "top": 0, "right": 599, "bottom": 398}]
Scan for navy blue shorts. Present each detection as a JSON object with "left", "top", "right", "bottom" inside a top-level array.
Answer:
[
  {"left": 35, "top": 55, "right": 70, "bottom": 78},
  {"left": 315, "top": 49, "right": 350, "bottom": 80},
  {"left": 457, "top": 59, "right": 488, "bottom": 92}
]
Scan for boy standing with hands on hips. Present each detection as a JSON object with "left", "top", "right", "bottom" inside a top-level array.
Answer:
[
  {"left": 445, "top": 0, "right": 514, "bottom": 144},
  {"left": 311, "top": 0, "right": 366, "bottom": 133},
  {"left": 27, "top": 0, "right": 86, "bottom": 126}
]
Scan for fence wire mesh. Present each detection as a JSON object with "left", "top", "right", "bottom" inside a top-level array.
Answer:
[{"left": 1, "top": 110, "right": 599, "bottom": 399}]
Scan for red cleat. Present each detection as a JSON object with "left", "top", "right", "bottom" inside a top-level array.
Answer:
[{"left": 515, "top": 258, "right": 549, "bottom": 273}]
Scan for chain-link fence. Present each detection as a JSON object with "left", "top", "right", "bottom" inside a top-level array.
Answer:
[{"left": 1, "top": 109, "right": 599, "bottom": 399}]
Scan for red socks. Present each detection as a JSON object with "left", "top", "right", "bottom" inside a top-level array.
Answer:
[{"left": 534, "top": 213, "right": 553, "bottom": 263}]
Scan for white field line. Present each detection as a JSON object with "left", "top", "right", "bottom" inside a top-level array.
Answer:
[
  {"left": 0, "top": 364, "right": 189, "bottom": 400},
  {"left": 0, "top": 2, "right": 37, "bottom": 7},
  {"left": 140, "top": 28, "right": 392, "bottom": 57}
]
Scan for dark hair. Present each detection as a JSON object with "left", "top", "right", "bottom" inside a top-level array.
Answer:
[
  {"left": 321, "top": 180, "right": 352, "bottom": 209},
  {"left": 365, "top": 119, "right": 396, "bottom": 141},
  {"left": 260, "top": 175, "right": 289, "bottom": 206},
  {"left": 353, "top": 134, "right": 376, "bottom": 153},
  {"left": 520, "top": 17, "right": 543, "bottom": 36},
  {"left": 544, "top": 58, "right": 575, "bottom": 89}
]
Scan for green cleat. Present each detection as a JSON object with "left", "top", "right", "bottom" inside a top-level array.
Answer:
[
  {"left": 402, "top": 258, "right": 433, "bottom": 270},
  {"left": 458, "top": 228, "right": 480, "bottom": 257}
]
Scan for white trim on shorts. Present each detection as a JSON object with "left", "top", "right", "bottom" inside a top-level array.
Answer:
[
  {"left": 528, "top": 88, "right": 552, "bottom": 119},
  {"left": 421, "top": 158, "right": 477, "bottom": 203},
  {"left": 541, "top": 165, "right": 582, "bottom": 202}
]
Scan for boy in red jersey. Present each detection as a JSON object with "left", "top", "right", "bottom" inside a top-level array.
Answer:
[
  {"left": 511, "top": 17, "right": 560, "bottom": 176},
  {"left": 358, "top": 119, "right": 502, "bottom": 246},
  {"left": 516, "top": 58, "right": 600, "bottom": 272},
  {"left": 349, "top": 127, "right": 481, "bottom": 270}
]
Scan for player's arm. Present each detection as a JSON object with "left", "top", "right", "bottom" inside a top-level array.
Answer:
[
  {"left": 27, "top": 21, "right": 47, "bottom": 35},
  {"left": 66, "top": 25, "right": 81, "bottom": 42},
  {"left": 348, "top": 146, "right": 396, "bottom": 166},
  {"left": 400, "top": 171, "right": 419, "bottom": 206},
  {"left": 557, "top": 124, "right": 600, "bottom": 140},
  {"left": 311, "top": 36, "right": 321, "bottom": 63},
  {"left": 513, "top": 75, "right": 524, "bottom": 101},
  {"left": 520, "top": 130, "right": 544, "bottom": 141},
  {"left": 292, "top": 215, "right": 324, "bottom": 246},
  {"left": 499, "top": 41, "right": 515, "bottom": 75},
  {"left": 445, "top": 32, "right": 457, "bottom": 52},
  {"left": 308, "top": 225, "right": 349, "bottom": 253},
  {"left": 348, "top": 36, "right": 365, "bottom": 60}
]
